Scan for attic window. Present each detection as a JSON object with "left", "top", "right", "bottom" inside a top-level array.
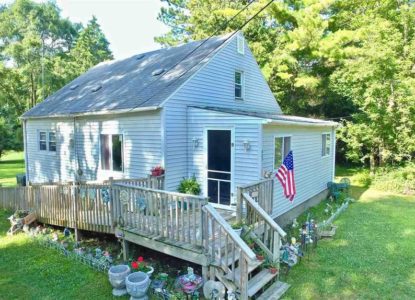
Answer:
[
  {"left": 91, "top": 85, "right": 102, "bottom": 93},
  {"left": 70, "top": 84, "right": 79, "bottom": 90},
  {"left": 152, "top": 68, "right": 165, "bottom": 76},
  {"left": 136, "top": 54, "right": 145, "bottom": 60},
  {"left": 237, "top": 35, "right": 245, "bottom": 55}
]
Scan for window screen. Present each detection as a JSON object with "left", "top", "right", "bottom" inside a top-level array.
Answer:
[
  {"left": 274, "top": 136, "right": 291, "bottom": 169},
  {"left": 39, "top": 132, "right": 47, "bottom": 151},
  {"left": 49, "top": 132, "right": 56, "bottom": 152},
  {"left": 235, "top": 71, "right": 243, "bottom": 99}
]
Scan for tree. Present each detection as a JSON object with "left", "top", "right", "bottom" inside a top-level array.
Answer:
[
  {"left": 68, "top": 16, "right": 113, "bottom": 76},
  {"left": 156, "top": 0, "right": 415, "bottom": 170},
  {"left": 0, "top": 0, "right": 113, "bottom": 156}
]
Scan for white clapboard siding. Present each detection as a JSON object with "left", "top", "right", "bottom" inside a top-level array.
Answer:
[
  {"left": 163, "top": 34, "right": 281, "bottom": 191},
  {"left": 26, "top": 110, "right": 162, "bottom": 183},
  {"left": 262, "top": 124, "right": 335, "bottom": 217},
  {"left": 187, "top": 107, "right": 263, "bottom": 197}
]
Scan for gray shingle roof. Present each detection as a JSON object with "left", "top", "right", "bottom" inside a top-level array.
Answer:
[
  {"left": 22, "top": 33, "right": 233, "bottom": 118},
  {"left": 191, "top": 106, "right": 338, "bottom": 126}
]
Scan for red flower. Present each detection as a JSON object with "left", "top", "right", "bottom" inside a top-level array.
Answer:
[
  {"left": 137, "top": 256, "right": 144, "bottom": 262},
  {"left": 131, "top": 261, "right": 138, "bottom": 269}
]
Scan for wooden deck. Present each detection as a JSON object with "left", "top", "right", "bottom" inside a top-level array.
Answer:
[{"left": 0, "top": 177, "right": 290, "bottom": 299}]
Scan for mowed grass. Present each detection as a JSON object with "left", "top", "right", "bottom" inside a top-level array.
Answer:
[
  {"left": 0, "top": 209, "right": 115, "bottom": 300},
  {"left": 282, "top": 170, "right": 415, "bottom": 299},
  {"left": 0, "top": 151, "right": 25, "bottom": 187}
]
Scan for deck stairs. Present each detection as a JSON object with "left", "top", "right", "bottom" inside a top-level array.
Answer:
[{"left": 206, "top": 206, "right": 290, "bottom": 299}]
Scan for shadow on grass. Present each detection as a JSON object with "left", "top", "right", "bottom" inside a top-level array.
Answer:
[{"left": 281, "top": 190, "right": 415, "bottom": 299}]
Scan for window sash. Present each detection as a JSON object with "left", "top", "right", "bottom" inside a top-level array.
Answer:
[
  {"left": 274, "top": 136, "right": 291, "bottom": 169},
  {"left": 100, "top": 134, "right": 123, "bottom": 172},
  {"left": 235, "top": 71, "right": 243, "bottom": 99},
  {"left": 49, "top": 132, "right": 56, "bottom": 152},
  {"left": 39, "top": 132, "right": 47, "bottom": 151},
  {"left": 322, "top": 133, "right": 331, "bottom": 156}
]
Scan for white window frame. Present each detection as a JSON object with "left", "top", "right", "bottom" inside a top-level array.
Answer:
[
  {"left": 322, "top": 132, "right": 331, "bottom": 157},
  {"left": 273, "top": 135, "right": 292, "bottom": 170},
  {"left": 38, "top": 130, "right": 57, "bottom": 153},
  {"left": 234, "top": 70, "right": 244, "bottom": 100},
  {"left": 237, "top": 34, "right": 245, "bottom": 55},
  {"left": 99, "top": 133, "right": 124, "bottom": 173},
  {"left": 48, "top": 132, "right": 57, "bottom": 152}
]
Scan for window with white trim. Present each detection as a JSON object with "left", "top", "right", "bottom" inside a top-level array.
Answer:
[
  {"left": 237, "top": 35, "right": 245, "bottom": 55},
  {"left": 100, "top": 134, "right": 123, "bottom": 172},
  {"left": 39, "top": 131, "right": 47, "bottom": 151},
  {"left": 322, "top": 133, "right": 331, "bottom": 156},
  {"left": 235, "top": 71, "right": 244, "bottom": 99},
  {"left": 39, "top": 131, "right": 56, "bottom": 152},
  {"left": 48, "top": 132, "right": 56, "bottom": 152},
  {"left": 274, "top": 136, "right": 291, "bottom": 169}
]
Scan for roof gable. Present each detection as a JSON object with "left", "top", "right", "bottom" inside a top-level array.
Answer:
[{"left": 22, "top": 33, "right": 233, "bottom": 118}]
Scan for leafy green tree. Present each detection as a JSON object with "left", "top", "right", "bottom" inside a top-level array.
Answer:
[
  {"left": 156, "top": 0, "right": 415, "bottom": 170},
  {"left": 0, "top": 0, "right": 112, "bottom": 155}
]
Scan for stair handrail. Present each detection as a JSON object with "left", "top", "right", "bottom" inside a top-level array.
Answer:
[
  {"left": 203, "top": 203, "right": 256, "bottom": 261},
  {"left": 242, "top": 193, "right": 286, "bottom": 238}
]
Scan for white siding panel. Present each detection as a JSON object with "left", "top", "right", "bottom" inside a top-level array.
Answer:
[
  {"left": 262, "top": 124, "right": 335, "bottom": 217},
  {"left": 187, "top": 107, "right": 262, "bottom": 197},
  {"left": 26, "top": 118, "right": 75, "bottom": 183},
  {"left": 164, "top": 35, "right": 281, "bottom": 190},
  {"left": 26, "top": 110, "right": 162, "bottom": 183}
]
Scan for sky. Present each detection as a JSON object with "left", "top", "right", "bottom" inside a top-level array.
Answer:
[{"left": 1, "top": 0, "right": 170, "bottom": 59}]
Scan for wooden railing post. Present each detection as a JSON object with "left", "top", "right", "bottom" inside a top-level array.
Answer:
[
  {"left": 272, "top": 231, "right": 281, "bottom": 263},
  {"left": 239, "top": 255, "right": 249, "bottom": 300},
  {"left": 73, "top": 183, "right": 80, "bottom": 241},
  {"left": 236, "top": 186, "right": 243, "bottom": 222}
]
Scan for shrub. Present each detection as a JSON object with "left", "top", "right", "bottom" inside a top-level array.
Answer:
[
  {"left": 177, "top": 176, "right": 201, "bottom": 195},
  {"left": 354, "top": 171, "right": 372, "bottom": 187}
]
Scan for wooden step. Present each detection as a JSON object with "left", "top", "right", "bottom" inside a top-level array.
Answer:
[
  {"left": 225, "top": 259, "right": 263, "bottom": 282},
  {"left": 256, "top": 281, "right": 290, "bottom": 300},
  {"left": 247, "top": 269, "right": 278, "bottom": 297}
]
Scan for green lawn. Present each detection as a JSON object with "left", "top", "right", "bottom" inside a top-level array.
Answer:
[
  {"left": 282, "top": 174, "right": 415, "bottom": 299},
  {"left": 0, "top": 209, "right": 114, "bottom": 299},
  {"left": 0, "top": 151, "right": 25, "bottom": 187}
]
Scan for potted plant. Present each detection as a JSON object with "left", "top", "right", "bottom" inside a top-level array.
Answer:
[
  {"left": 230, "top": 221, "right": 244, "bottom": 236},
  {"left": 108, "top": 264, "right": 131, "bottom": 296},
  {"left": 243, "top": 235, "right": 255, "bottom": 249},
  {"left": 131, "top": 256, "right": 154, "bottom": 277},
  {"left": 255, "top": 249, "right": 265, "bottom": 261},
  {"left": 264, "top": 260, "right": 279, "bottom": 274},
  {"left": 177, "top": 176, "right": 201, "bottom": 195},
  {"left": 151, "top": 166, "right": 165, "bottom": 177}
]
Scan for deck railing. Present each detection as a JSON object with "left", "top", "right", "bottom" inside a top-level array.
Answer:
[
  {"left": 202, "top": 204, "right": 256, "bottom": 299},
  {"left": 0, "top": 177, "right": 164, "bottom": 234},
  {"left": 113, "top": 183, "right": 208, "bottom": 247},
  {"left": 236, "top": 178, "right": 286, "bottom": 264}
]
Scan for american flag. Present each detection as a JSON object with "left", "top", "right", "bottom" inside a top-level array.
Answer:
[{"left": 276, "top": 150, "right": 296, "bottom": 202}]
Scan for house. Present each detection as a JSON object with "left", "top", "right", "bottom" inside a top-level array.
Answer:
[{"left": 22, "top": 32, "right": 337, "bottom": 221}]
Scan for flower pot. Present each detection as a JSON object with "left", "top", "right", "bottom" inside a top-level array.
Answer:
[
  {"left": 108, "top": 265, "right": 131, "bottom": 297},
  {"left": 256, "top": 254, "right": 264, "bottom": 261},
  {"left": 126, "top": 272, "right": 151, "bottom": 300},
  {"left": 146, "top": 266, "right": 154, "bottom": 277},
  {"left": 269, "top": 267, "right": 278, "bottom": 274},
  {"left": 233, "top": 228, "right": 242, "bottom": 236}
]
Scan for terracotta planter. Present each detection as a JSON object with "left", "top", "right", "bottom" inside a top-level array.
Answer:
[
  {"left": 256, "top": 254, "right": 265, "bottom": 261},
  {"left": 269, "top": 267, "right": 278, "bottom": 274}
]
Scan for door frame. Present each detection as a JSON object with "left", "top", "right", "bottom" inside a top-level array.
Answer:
[{"left": 203, "top": 127, "right": 235, "bottom": 210}]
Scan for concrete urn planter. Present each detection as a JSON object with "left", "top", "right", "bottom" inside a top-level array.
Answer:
[
  {"left": 108, "top": 265, "right": 131, "bottom": 296},
  {"left": 126, "top": 272, "right": 151, "bottom": 300}
]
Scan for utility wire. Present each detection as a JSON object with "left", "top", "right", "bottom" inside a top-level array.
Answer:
[{"left": 126, "top": 0, "right": 275, "bottom": 111}]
